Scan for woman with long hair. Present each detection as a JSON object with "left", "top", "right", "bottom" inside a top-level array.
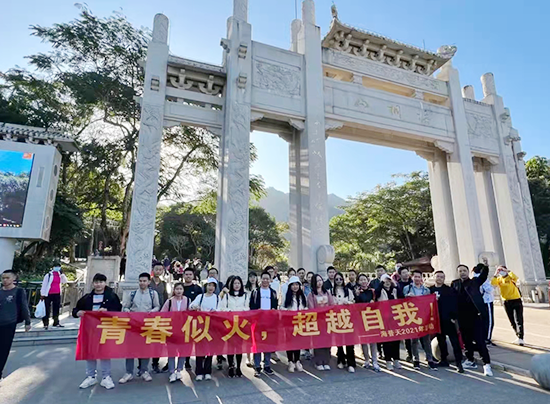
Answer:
[
  {"left": 375, "top": 274, "right": 402, "bottom": 371},
  {"left": 281, "top": 276, "right": 307, "bottom": 372},
  {"left": 333, "top": 272, "right": 356, "bottom": 373},
  {"left": 355, "top": 273, "right": 380, "bottom": 372},
  {"left": 160, "top": 283, "right": 189, "bottom": 382},
  {"left": 307, "top": 274, "right": 335, "bottom": 371},
  {"left": 244, "top": 271, "right": 259, "bottom": 367},
  {"left": 219, "top": 276, "right": 250, "bottom": 377}
]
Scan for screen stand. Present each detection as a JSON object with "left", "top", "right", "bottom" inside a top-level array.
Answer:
[{"left": 0, "top": 238, "right": 17, "bottom": 271}]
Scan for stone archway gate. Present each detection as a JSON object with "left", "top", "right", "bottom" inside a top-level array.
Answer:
[{"left": 122, "top": 0, "right": 547, "bottom": 301}]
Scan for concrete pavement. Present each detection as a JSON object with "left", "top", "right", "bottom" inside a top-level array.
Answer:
[
  {"left": 492, "top": 304, "right": 550, "bottom": 350},
  {"left": 1, "top": 345, "right": 550, "bottom": 404}
]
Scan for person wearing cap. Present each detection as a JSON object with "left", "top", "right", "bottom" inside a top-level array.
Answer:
[
  {"left": 280, "top": 275, "right": 307, "bottom": 373},
  {"left": 189, "top": 277, "right": 220, "bottom": 381}
]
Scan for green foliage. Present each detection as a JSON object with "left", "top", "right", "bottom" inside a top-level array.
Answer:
[
  {"left": 330, "top": 171, "right": 435, "bottom": 270},
  {"left": 525, "top": 156, "right": 550, "bottom": 276}
]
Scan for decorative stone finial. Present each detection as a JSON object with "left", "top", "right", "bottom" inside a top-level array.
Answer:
[
  {"left": 302, "top": 0, "right": 316, "bottom": 25},
  {"left": 481, "top": 73, "right": 496, "bottom": 97},
  {"left": 233, "top": 0, "right": 248, "bottom": 22},
  {"left": 436, "top": 45, "right": 457, "bottom": 59},
  {"left": 331, "top": 3, "right": 338, "bottom": 19},
  {"left": 152, "top": 14, "right": 169, "bottom": 44},
  {"left": 462, "top": 85, "right": 475, "bottom": 100}
]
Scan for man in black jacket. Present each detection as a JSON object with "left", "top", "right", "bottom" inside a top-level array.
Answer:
[
  {"left": 451, "top": 264, "right": 492, "bottom": 376},
  {"left": 250, "top": 270, "right": 278, "bottom": 377},
  {"left": 430, "top": 271, "right": 463, "bottom": 373},
  {"left": 73, "top": 273, "right": 122, "bottom": 390}
]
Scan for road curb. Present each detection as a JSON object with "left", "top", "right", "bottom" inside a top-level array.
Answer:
[{"left": 491, "top": 360, "right": 532, "bottom": 378}]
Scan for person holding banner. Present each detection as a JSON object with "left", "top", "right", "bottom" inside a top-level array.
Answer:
[
  {"left": 119, "top": 272, "right": 160, "bottom": 384},
  {"left": 281, "top": 276, "right": 307, "bottom": 373},
  {"left": 250, "top": 270, "right": 278, "bottom": 377},
  {"left": 403, "top": 270, "right": 438, "bottom": 371},
  {"left": 74, "top": 273, "right": 122, "bottom": 389},
  {"left": 220, "top": 276, "right": 249, "bottom": 378},
  {"left": 333, "top": 272, "right": 356, "bottom": 373},
  {"left": 355, "top": 273, "right": 380, "bottom": 372},
  {"left": 375, "top": 274, "right": 403, "bottom": 371},
  {"left": 160, "top": 282, "right": 189, "bottom": 383},
  {"left": 189, "top": 278, "right": 220, "bottom": 381},
  {"left": 307, "top": 274, "right": 335, "bottom": 371}
]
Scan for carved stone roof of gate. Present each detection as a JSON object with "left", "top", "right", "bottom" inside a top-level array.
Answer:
[
  {"left": 168, "top": 55, "right": 226, "bottom": 76},
  {"left": 322, "top": 16, "right": 456, "bottom": 76},
  {"left": 0, "top": 122, "right": 78, "bottom": 152}
]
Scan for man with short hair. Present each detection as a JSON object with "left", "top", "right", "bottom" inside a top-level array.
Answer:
[
  {"left": 323, "top": 266, "right": 337, "bottom": 294},
  {"left": 345, "top": 270, "right": 358, "bottom": 295},
  {"left": 491, "top": 265, "right": 525, "bottom": 346},
  {"left": 0, "top": 270, "right": 31, "bottom": 380},
  {"left": 119, "top": 272, "right": 160, "bottom": 384},
  {"left": 74, "top": 273, "right": 122, "bottom": 389},
  {"left": 250, "top": 270, "right": 278, "bottom": 377},
  {"left": 396, "top": 267, "right": 413, "bottom": 361},
  {"left": 368, "top": 265, "right": 386, "bottom": 291},
  {"left": 452, "top": 264, "right": 492, "bottom": 376},
  {"left": 182, "top": 267, "right": 202, "bottom": 370},
  {"left": 297, "top": 268, "right": 306, "bottom": 285},
  {"left": 150, "top": 261, "right": 169, "bottom": 373},
  {"left": 207, "top": 267, "right": 224, "bottom": 294},
  {"left": 403, "top": 270, "right": 437, "bottom": 371},
  {"left": 430, "top": 271, "right": 463, "bottom": 373}
]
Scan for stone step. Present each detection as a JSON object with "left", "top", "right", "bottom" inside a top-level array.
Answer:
[
  {"left": 12, "top": 334, "right": 78, "bottom": 347},
  {"left": 15, "top": 329, "right": 79, "bottom": 339}
]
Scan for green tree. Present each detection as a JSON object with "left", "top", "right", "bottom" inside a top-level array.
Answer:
[
  {"left": 330, "top": 171, "right": 435, "bottom": 270},
  {"left": 525, "top": 156, "right": 550, "bottom": 275}
]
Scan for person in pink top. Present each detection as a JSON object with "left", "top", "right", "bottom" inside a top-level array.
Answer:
[
  {"left": 40, "top": 263, "right": 68, "bottom": 329},
  {"left": 160, "top": 282, "right": 189, "bottom": 383},
  {"left": 307, "top": 274, "right": 335, "bottom": 371}
]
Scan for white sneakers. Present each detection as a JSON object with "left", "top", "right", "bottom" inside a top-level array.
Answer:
[
  {"left": 169, "top": 372, "right": 178, "bottom": 383},
  {"left": 462, "top": 360, "right": 477, "bottom": 369},
  {"left": 204, "top": 374, "right": 212, "bottom": 381},
  {"left": 393, "top": 360, "right": 402, "bottom": 370},
  {"left": 80, "top": 376, "right": 114, "bottom": 389},
  {"left": 141, "top": 371, "right": 152, "bottom": 382},
  {"left": 196, "top": 375, "right": 204, "bottom": 381},
  {"left": 316, "top": 365, "right": 324, "bottom": 371},
  {"left": 79, "top": 376, "right": 97, "bottom": 389},
  {"left": 100, "top": 376, "right": 115, "bottom": 390},
  {"left": 348, "top": 366, "right": 355, "bottom": 373},
  {"left": 295, "top": 361, "right": 304, "bottom": 372},
  {"left": 386, "top": 360, "right": 394, "bottom": 371},
  {"left": 337, "top": 363, "right": 345, "bottom": 369},
  {"left": 514, "top": 338, "right": 525, "bottom": 346},
  {"left": 323, "top": 365, "right": 331, "bottom": 371},
  {"left": 288, "top": 362, "right": 296, "bottom": 373},
  {"left": 118, "top": 373, "right": 133, "bottom": 384},
  {"left": 483, "top": 364, "right": 493, "bottom": 377}
]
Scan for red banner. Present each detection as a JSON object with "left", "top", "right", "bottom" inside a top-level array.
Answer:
[{"left": 76, "top": 295, "right": 439, "bottom": 360}]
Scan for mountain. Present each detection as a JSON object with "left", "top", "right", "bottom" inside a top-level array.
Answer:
[{"left": 258, "top": 187, "right": 347, "bottom": 222}]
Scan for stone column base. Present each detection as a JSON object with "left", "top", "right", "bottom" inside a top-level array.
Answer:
[{"left": 519, "top": 280, "right": 549, "bottom": 303}]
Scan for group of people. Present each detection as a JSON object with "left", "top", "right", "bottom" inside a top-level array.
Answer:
[{"left": 0, "top": 260, "right": 527, "bottom": 390}]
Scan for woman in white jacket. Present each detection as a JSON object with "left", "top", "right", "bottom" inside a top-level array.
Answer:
[
  {"left": 219, "top": 276, "right": 249, "bottom": 377},
  {"left": 280, "top": 276, "right": 307, "bottom": 373},
  {"left": 333, "top": 272, "right": 356, "bottom": 373}
]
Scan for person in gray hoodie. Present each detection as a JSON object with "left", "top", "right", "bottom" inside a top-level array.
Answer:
[{"left": 403, "top": 270, "right": 437, "bottom": 371}]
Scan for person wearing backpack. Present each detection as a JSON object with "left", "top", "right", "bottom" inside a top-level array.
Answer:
[
  {"left": 219, "top": 276, "right": 249, "bottom": 377},
  {"left": 40, "top": 262, "right": 68, "bottom": 329},
  {"left": 161, "top": 282, "right": 189, "bottom": 383},
  {"left": 74, "top": 273, "right": 122, "bottom": 389},
  {"left": 189, "top": 278, "right": 220, "bottom": 381},
  {"left": 0, "top": 270, "right": 31, "bottom": 381},
  {"left": 119, "top": 272, "right": 160, "bottom": 385},
  {"left": 491, "top": 265, "right": 525, "bottom": 346}
]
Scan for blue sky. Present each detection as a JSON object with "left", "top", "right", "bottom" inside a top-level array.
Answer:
[
  {"left": 0, "top": 151, "right": 34, "bottom": 175},
  {"left": 1, "top": 0, "right": 548, "bottom": 199}
]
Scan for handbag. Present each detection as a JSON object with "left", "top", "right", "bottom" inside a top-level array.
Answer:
[{"left": 34, "top": 300, "right": 46, "bottom": 319}]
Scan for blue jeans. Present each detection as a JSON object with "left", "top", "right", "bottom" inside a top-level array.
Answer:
[
  {"left": 125, "top": 358, "right": 149, "bottom": 375},
  {"left": 86, "top": 360, "right": 111, "bottom": 378},
  {"left": 254, "top": 352, "right": 272, "bottom": 369},
  {"left": 168, "top": 357, "right": 186, "bottom": 373}
]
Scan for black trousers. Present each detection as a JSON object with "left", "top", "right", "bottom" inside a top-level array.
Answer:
[
  {"left": 336, "top": 346, "right": 356, "bottom": 367},
  {"left": 196, "top": 356, "right": 212, "bottom": 375},
  {"left": 405, "top": 339, "right": 412, "bottom": 357},
  {"left": 459, "top": 314, "right": 490, "bottom": 364},
  {"left": 0, "top": 323, "right": 17, "bottom": 378},
  {"left": 227, "top": 354, "right": 242, "bottom": 368},
  {"left": 286, "top": 350, "right": 300, "bottom": 363},
  {"left": 481, "top": 302, "right": 495, "bottom": 342},
  {"left": 43, "top": 294, "right": 61, "bottom": 326},
  {"left": 383, "top": 340, "right": 400, "bottom": 361},
  {"left": 436, "top": 319, "right": 463, "bottom": 365},
  {"left": 504, "top": 298, "right": 524, "bottom": 339}
]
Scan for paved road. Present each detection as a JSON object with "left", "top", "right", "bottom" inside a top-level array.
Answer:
[
  {"left": 492, "top": 304, "right": 550, "bottom": 349},
  {"left": 1, "top": 345, "right": 549, "bottom": 404}
]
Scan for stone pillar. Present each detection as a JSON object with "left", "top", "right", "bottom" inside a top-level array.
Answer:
[
  {"left": 214, "top": 0, "right": 252, "bottom": 282},
  {"left": 123, "top": 14, "right": 169, "bottom": 292},
  {"left": 293, "top": 0, "right": 331, "bottom": 273},
  {"left": 289, "top": 129, "right": 303, "bottom": 268},
  {"left": 462, "top": 85, "right": 475, "bottom": 100},
  {"left": 473, "top": 158, "right": 505, "bottom": 264},
  {"left": 482, "top": 74, "right": 546, "bottom": 295},
  {"left": 424, "top": 150, "right": 460, "bottom": 279},
  {"left": 437, "top": 63, "right": 485, "bottom": 267},
  {"left": 0, "top": 238, "right": 17, "bottom": 271}
]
